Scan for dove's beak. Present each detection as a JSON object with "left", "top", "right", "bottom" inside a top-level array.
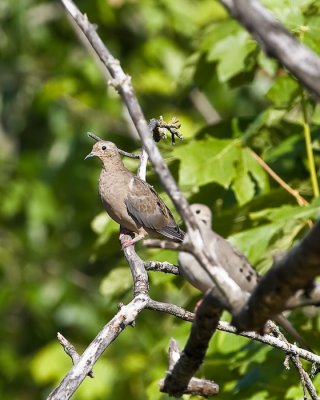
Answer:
[{"left": 84, "top": 151, "right": 96, "bottom": 160}]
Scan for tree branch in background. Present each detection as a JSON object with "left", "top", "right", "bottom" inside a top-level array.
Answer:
[
  {"left": 219, "top": 0, "right": 320, "bottom": 100},
  {"left": 249, "top": 150, "right": 309, "bottom": 207}
]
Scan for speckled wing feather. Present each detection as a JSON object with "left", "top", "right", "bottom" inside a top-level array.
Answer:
[{"left": 125, "top": 176, "right": 184, "bottom": 241}]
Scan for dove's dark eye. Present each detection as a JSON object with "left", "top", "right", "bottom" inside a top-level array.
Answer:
[
  {"left": 195, "top": 209, "right": 201, "bottom": 214},
  {"left": 102, "top": 145, "right": 107, "bottom": 150}
]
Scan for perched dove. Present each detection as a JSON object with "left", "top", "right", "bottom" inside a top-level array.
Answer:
[
  {"left": 85, "top": 140, "right": 184, "bottom": 248},
  {"left": 179, "top": 203, "right": 308, "bottom": 348}
]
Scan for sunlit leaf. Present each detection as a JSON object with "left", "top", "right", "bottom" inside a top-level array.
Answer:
[
  {"left": 207, "top": 31, "right": 256, "bottom": 82},
  {"left": 266, "top": 75, "right": 300, "bottom": 108}
]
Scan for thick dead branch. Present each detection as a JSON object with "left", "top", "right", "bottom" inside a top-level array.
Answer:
[
  {"left": 161, "top": 293, "right": 223, "bottom": 397},
  {"left": 219, "top": 0, "right": 320, "bottom": 100},
  {"left": 159, "top": 339, "right": 219, "bottom": 398},
  {"left": 233, "top": 221, "right": 320, "bottom": 332}
]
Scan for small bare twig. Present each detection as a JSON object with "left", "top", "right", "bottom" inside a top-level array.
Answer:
[
  {"left": 57, "top": 332, "right": 94, "bottom": 378},
  {"left": 147, "top": 299, "right": 194, "bottom": 321},
  {"left": 87, "top": 131, "right": 102, "bottom": 142},
  {"left": 88, "top": 115, "right": 182, "bottom": 181},
  {"left": 118, "top": 149, "right": 140, "bottom": 159},
  {"left": 144, "top": 261, "right": 179, "bottom": 275},
  {"left": 290, "top": 355, "right": 318, "bottom": 400},
  {"left": 189, "top": 87, "right": 222, "bottom": 125},
  {"left": 87, "top": 131, "right": 140, "bottom": 158},
  {"left": 269, "top": 323, "right": 318, "bottom": 400},
  {"left": 249, "top": 150, "right": 310, "bottom": 207}
]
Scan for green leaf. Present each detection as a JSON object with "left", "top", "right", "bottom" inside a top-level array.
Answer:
[
  {"left": 174, "top": 137, "right": 241, "bottom": 189},
  {"left": 304, "top": 15, "right": 320, "bottom": 54},
  {"left": 257, "top": 51, "right": 278, "bottom": 76},
  {"left": 229, "top": 223, "right": 280, "bottom": 265},
  {"left": 76, "top": 360, "right": 117, "bottom": 400},
  {"left": 285, "top": 384, "right": 304, "bottom": 399},
  {"left": 100, "top": 267, "right": 132, "bottom": 298},
  {"left": 262, "top": 0, "right": 309, "bottom": 28},
  {"left": 91, "top": 212, "right": 119, "bottom": 246},
  {"left": 250, "top": 198, "right": 320, "bottom": 222},
  {"left": 230, "top": 200, "right": 320, "bottom": 272},
  {"left": 266, "top": 75, "right": 300, "bottom": 107},
  {"left": 232, "top": 148, "right": 269, "bottom": 205},
  {"left": 175, "top": 137, "right": 268, "bottom": 205},
  {"left": 232, "top": 171, "right": 255, "bottom": 206},
  {"left": 207, "top": 31, "right": 256, "bottom": 82},
  {"left": 30, "top": 342, "right": 70, "bottom": 384}
]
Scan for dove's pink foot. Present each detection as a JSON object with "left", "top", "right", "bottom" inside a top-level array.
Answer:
[
  {"left": 120, "top": 234, "right": 146, "bottom": 249},
  {"left": 119, "top": 227, "right": 146, "bottom": 250}
]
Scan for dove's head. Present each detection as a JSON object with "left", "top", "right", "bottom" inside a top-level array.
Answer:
[
  {"left": 85, "top": 141, "right": 119, "bottom": 161},
  {"left": 190, "top": 204, "right": 212, "bottom": 227}
]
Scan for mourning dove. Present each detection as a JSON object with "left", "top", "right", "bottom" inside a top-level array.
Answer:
[
  {"left": 179, "top": 203, "right": 308, "bottom": 348},
  {"left": 85, "top": 140, "right": 184, "bottom": 248}
]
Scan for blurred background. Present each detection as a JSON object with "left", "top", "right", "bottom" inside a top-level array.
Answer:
[{"left": 1, "top": 0, "right": 320, "bottom": 399}]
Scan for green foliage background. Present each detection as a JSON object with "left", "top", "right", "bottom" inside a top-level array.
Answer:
[{"left": 1, "top": 0, "right": 320, "bottom": 399}]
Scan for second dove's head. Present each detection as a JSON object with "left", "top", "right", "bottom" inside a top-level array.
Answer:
[
  {"left": 85, "top": 141, "right": 119, "bottom": 160},
  {"left": 190, "top": 204, "right": 212, "bottom": 227}
]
